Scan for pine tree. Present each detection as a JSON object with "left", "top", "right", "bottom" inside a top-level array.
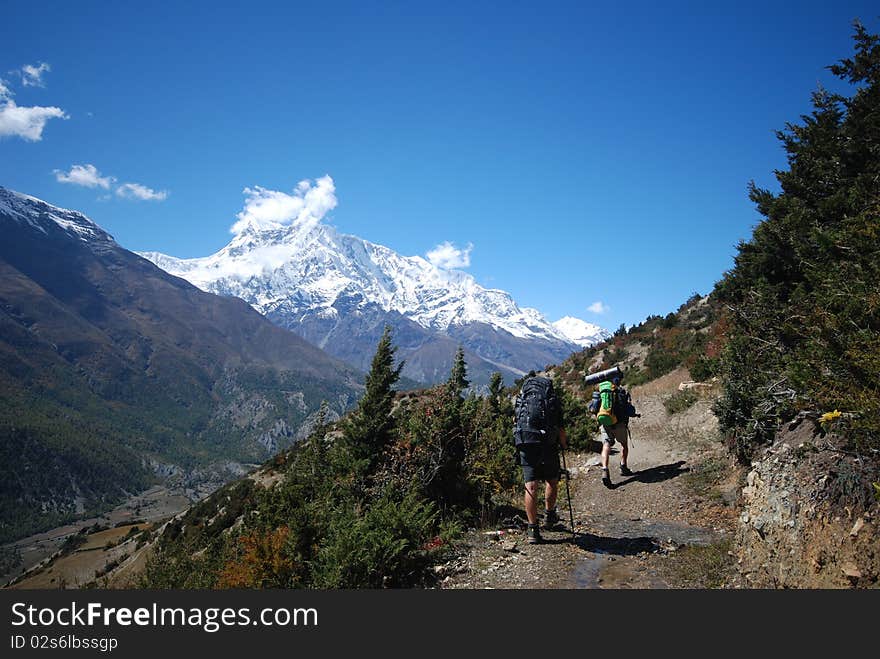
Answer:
[
  {"left": 487, "top": 371, "right": 505, "bottom": 418},
  {"left": 446, "top": 346, "right": 469, "bottom": 397},
  {"left": 341, "top": 325, "right": 404, "bottom": 475}
]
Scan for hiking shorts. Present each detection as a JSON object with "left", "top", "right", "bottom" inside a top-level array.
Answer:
[
  {"left": 600, "top": 423, "right": 628, "bottom": 447},
  {"left": 517, "top": 443, "right": 561, "bottom": 483}
]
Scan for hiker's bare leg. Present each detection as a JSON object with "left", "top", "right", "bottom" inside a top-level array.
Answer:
[
  {"left": 620, "top": 436, "right": 629, "bottom": 467},
  {"left": 524, "top": 480, "right": 539, "bottom": 524},
  {"left": 600, "top": 441, "right": 611, "bottom": 470},
  {"left": 545, "top": 479, "right": 559, "bottom": 511}
]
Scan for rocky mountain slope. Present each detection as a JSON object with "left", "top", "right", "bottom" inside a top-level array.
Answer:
[{"left": 0, "top": 187, "right": 362, "bottom": 543}]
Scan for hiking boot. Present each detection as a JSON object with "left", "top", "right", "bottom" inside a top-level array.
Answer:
[
  {"left": 601, "top": 469, "right": 613, "bottom": 489},
  {"left": 620, "top": 464, "right": 633, "bottom": 477},
  {"left": 543, "top": 508, "right": 560, "bottom": 530},
  {"left": 526, "top": 524, "right": 543, "bottom": 544}
]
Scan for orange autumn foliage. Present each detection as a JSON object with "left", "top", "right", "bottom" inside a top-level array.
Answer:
[{"left": 217, "top": 526, "right": 295, "bottom": 588}]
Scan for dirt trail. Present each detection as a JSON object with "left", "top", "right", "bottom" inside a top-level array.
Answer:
[{"left": 438, "top": 369, "right": 744, "bottom": 589}]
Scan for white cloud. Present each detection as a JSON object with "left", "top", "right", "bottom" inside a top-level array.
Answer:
[
  {"left": 116, "top": 182, "right": 169, "bottom": 201},
  {"left": 0, "top": 100, "right": 68, "bottom": 141},
  {"left": 52, "top": 162, "right": 167, "bottom": 201},
  {"left": 231, "top": 175, "right": 337, "bottom": 234},
  {"left": 54, "top": 164, "right": 115, "bottom": 189},
  {"left": 426, "top": 241, "right": 474, "bottom": 270},
  {"left": 587, "top": 301, "right": 610, "bottom": 314},
  {"left": 21, "top": 62, "right": 51, "bottom": 88},
  {"left": 0, "top": 63, "right": 67, "bottom": 141}
]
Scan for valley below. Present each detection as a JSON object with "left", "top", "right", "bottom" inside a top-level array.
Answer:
[{"left": 1, "top": 480, "right": 224, "bottom": 588}]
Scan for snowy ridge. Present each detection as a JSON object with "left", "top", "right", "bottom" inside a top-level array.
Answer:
[
  {"left": 139, "top": 217, "right": 601, "bottom": 346},
  {"left": 0, "top": 187, "right": 115, "bottom": 244},
  {"left": 552, "top": 316, "right": 611, "bottom": 347}
]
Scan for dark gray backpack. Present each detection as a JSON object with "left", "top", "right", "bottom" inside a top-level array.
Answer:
[{"left": 513, "top": 376, "right": 558, "bottom": 446}]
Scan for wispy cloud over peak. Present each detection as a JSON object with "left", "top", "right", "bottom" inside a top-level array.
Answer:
[
  {"left": 231, "top": 176, "right": 337, "bottom": 234},
  {"left": 426, "top": 241, "right": 473, "bottom": 270},
  {"left": 587, "top": 301, "right": 610, "bottom": 314}
]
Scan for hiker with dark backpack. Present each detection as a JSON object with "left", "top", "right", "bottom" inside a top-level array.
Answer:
[
  {"left": 513, "top": 371, "right": 568, "bottom": 544},
  {"left": 588, "top": 374, "right": 638, "bottom": 488}
]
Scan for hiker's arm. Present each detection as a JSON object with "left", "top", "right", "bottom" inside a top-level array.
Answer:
[{"left": 559, "top": 427, "right": 568, "bottom": 450}]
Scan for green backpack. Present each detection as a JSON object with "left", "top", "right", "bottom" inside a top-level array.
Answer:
[{"left": 596, "top": 381, "right": 618, "bottom": 427}]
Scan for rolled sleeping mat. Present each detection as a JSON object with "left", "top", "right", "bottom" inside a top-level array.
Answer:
[{"left": 584, "top": 365, "right": 623, "bottom": 386}]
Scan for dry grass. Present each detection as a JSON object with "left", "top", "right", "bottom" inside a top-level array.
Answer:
[
  {"left": 629, "top": 366, "right": 692, "bottom": 397},
  {"left": 78, "top": 524, "right": 149, "bottom": 551}
]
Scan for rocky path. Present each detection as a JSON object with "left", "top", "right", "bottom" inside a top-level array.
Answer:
[{"left": 438, "top": 370, "right": 745, "bottom": 589}]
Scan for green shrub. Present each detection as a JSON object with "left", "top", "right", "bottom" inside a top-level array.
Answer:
[
  {"left": 558, "top": 385, "right": 598, "bottom": 451},
  {"left": 644, "top": 346, "right": 680, "bottom": 378},
  {"left": 663, "top": 390, "right": 699, "bottom": 415},
  {"left": 690, "top": 356, "right": 720, "bottom": 382},
  {"left": 312, "top": 488, "right": 438, "bottom": 588}
]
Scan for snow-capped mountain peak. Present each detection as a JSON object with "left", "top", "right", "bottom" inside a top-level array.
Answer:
[
  {"left": 140, "top": 216, "right": 601, "bottom": 347},
  {"left": 552, "top": 316, "right": 611, "bottom": 347}
]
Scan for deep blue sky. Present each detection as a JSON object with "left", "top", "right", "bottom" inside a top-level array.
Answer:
[{"left": 2, "top": 2, "right": 876, "bottom": 331}]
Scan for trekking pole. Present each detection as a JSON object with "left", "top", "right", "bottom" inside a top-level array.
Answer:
[{"left": 560, "top": 448, "right": 576, "bottom": 542}]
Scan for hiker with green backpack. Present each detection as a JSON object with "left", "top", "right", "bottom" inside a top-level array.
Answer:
[
  {"left": 587, "top": 369, "right": 639, "bottom": 488},
  {"left": 513, "top": 371, "right": 569, "bottom": 544}
]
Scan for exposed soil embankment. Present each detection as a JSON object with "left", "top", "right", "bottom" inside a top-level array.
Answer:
[{"left": 736, "top": 421, "right": 879, "bottom": 588}]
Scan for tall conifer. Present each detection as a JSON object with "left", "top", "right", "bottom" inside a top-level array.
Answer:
[{"left": 342, "top": 325, "right": 403, "bottom": 473}]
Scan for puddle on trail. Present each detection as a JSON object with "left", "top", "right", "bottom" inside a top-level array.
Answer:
[{"left": 568, "top": 514, "right": 721, "bottom": 589}]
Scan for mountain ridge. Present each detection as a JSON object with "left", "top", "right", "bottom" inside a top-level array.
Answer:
[{"left": 139, "top": 190, "right": 609, "bottom": 383}]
